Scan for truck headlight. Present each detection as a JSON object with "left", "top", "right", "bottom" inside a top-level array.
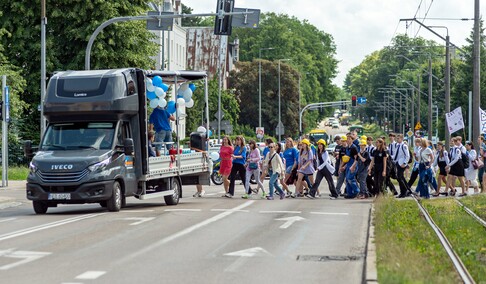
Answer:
[
  {"left": 29, "top": 161, "right": 37, "bottom": 174},
  {"left": 88, "top": 157, "right": 110, "bottom": 172}
]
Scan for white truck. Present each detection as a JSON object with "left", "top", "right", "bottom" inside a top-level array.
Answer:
[{"left": 25, "top": 68, "right": 211, "bottom": 214}]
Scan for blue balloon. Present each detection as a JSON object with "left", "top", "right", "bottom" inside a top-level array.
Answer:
[
  {"left": 189, "top": 83, "right": 196, "bottom": 92},
  {"left": 160, "top": 83, "right": 169, "bottom": 92},
  {"left": 152, "top": 76, "right": 162, "bottom": 87},
  {"left": 167, "top": 101, "right": 176, "bottom": 114},
  {"left": 147, "top": 91, "right": 157, "bottom": 100},
  {"left": 177, "top": 95, "right": 184, "bottom": 99}
]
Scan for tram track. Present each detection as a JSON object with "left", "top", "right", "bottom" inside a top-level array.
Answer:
[
  {"left": 454, "top": 198, "right": 486, "bottom": 228},
  {"left": 411, "top": 195, "right": 476, "bottom": 284}
]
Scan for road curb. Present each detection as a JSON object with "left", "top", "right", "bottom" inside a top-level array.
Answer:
[{"left": 366, "top": 203, "right": 378, "bottom": 283}]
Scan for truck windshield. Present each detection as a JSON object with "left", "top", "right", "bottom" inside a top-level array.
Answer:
[{"left": 41, "top": 122, "right": 116, "bottom": 150}]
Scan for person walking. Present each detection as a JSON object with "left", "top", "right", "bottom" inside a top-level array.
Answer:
[
  {"left": 343, "top": 135, "right": 360, "bottom": 198},
  {"left": 308, "top": 139, "right": 337, "bottom": 199},
  {"left": 365, "top": 136, "right": 376, "bottom": 194},
  {"left": 356, "top": 139, "right": 371, "bottom": 199},
  {"left": 433, "top": 141, "right": 449, "bottom": 196},
  {"left": 478, "top": 135, "right": 486, "bottom": 193},
  {"left": 395, "top": 134, "right": 412, "bottom": 198},
  {"left": 219, "top": 136, "right": 234, "bottom": 197},
  {"left": 293, "top": 139, "right": 315, "bottom": 198},
  {"left": 415, "top": 138, "right": 434, "bottom": 199},
  {"left": 243, "top": 140, "right": 265, "bottom": 199},
  {"left": 446, "top": 137, "right": 467, "bottom": 196},
  {"left": 263, "top": 142, "right": 286, "bottom": 200},
  {"left": 228, "top": 136, "right": 247, "bottom": 198},
  {"left": 368, "top": 138, "right": 387, "bottom": 196},
  {"left": 335, "top": 135, "right": 348, "bottom": 196},
  {"left": 283, "top": 138, "right": 299, "bottom": 197},
  {"left": 465, "top": 141, "right": 479, "bottom": 195},
  {"left": 407, "top": 138, "right": 422, "bottom": 190}
]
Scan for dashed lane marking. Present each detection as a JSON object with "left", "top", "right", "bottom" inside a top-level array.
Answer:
[
  {"left": 210, "top": 209, "right": 249, "bottom": 212},
  {"left": 75, "top": 271, "right": 106, "bottom": 280},
  {"left": 0, "top": 218, "right": 16, "bottom": 223},
  {"left": 310, "top": 212, "right": 349, "bottom": 216},
  {"left": 164, "top": 209, "right": 202, "bottom": 212},
  {"left": 259, "top": 210, "right": 302, "bottom": 214}
]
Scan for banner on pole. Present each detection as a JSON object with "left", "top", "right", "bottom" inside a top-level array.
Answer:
[
  {"left": 446, "top": 106, "right": 465, "bottom": 134},
  {"left": 480, "top": 107, "right": 486, "bottom": 134}
]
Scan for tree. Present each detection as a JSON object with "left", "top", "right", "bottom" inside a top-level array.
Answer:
[{"left": 0, "top": 1, "right": 158, "bottom": 142}]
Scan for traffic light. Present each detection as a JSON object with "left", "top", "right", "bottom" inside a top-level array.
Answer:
[
  {"left": 214, "top": 0, "right": 234, "bottom": 35},
  {"left": 351, "top": 96, "right": 357, "bottom": 107}
]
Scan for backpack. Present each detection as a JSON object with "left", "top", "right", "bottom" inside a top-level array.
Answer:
[{"left": 461, "top": 151, "right": 470, "bottom": 168}]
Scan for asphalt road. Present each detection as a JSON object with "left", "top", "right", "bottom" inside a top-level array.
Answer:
[{"left": 0, "top": 179, "right": 372, "bottom": 284}]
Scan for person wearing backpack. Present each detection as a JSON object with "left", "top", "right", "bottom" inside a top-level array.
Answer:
[
  {"left": 445, "top": 136, "right": 467, "bottom": 196},
  {"left": 464, "top": 141, "right": 479, "bottom": 195}
]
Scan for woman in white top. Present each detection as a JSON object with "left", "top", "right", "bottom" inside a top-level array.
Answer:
[
  {"left": 416, "top": 138, "right": 434, "bottom": 198},
  {"left": 464, "top": 141, "right": 479, "bottom": 195},
  {"left": 433, "top": 141, "right": 449, "bottom": 196},
  {"left": 307, "top": 139, "right": 337, "bottom": 199}
]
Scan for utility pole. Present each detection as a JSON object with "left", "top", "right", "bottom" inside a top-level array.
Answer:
[
  {"left": 417, "top": 73, "right": 421, "bottom": 124},
  {"left": 445, "top": 35, "right": 451, "bottom": 149},
  {"left": 40, "top": 0, "right": 47, "bottom": 136},
  {"left": 428, "top": 58, "right": 433, "bottom": 140},
  {"left": 473, "top": 0, "right": 481, "bottom": 149}
]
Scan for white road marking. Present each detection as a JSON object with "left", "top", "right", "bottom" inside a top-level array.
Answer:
[
  {"left": 310, "top": 212, "right": 349, "bottom": 216},
  {"left": 259, "top": 210, "right": 302, "bottom": 214},
  {"left": 164, "top": 209, "right": 202, "bottom": 212},
  {"left": 0, "top": 249, "right": 51, "bottom": 270},
  {"left": 0, "top": 218, "right": 16, "bottom": 223},
  {"left": 210, "top": 209, "right": 249, "bottom": 212},
  {"left": 75, "top": 271, "right": 106, "bottom": 280},
  {"left": 0, "top": 202, "right": 22, "bottom": 210},
  {"left": 0, "top": 213, "right": 105, "bottom": 242},
  {"left": 116, "top": 201, "right": 255, "bottom": 264},
  {"left": 275, "top": 216, "right": 306, "bottom": 229},
  {"left": 224, "top": 247, "right": 271, "bottom": 257},
  {"left": 123, "top": 210, "right": 154, "bottom": 213},
  {"left": 122, "top": 217, "right": 155, "bottom": 226},
  {"left": 204, "top": 193, "right": 218, "bottom": 196}
]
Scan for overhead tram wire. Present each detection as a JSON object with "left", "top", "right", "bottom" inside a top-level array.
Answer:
[{"left": 414, "top": 0, "right": 435, "bottom": 38}]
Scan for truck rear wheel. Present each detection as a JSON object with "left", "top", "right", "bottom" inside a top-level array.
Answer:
[
  {"left": 33, "top": 201, "right": 48, "bottom": 214},
  {"left": 164, "top": 177, "right": 181, "bottom": 205},
  {"left": 107, "top": 181, "right": 122, "bottom": 212}
]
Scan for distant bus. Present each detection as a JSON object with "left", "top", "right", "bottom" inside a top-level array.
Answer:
[
  {"left": 349, "top": 125, "right": 364, "bottom": 135},
  {"left": 308, "top": 129, "right": 329, "bottom": 145}
]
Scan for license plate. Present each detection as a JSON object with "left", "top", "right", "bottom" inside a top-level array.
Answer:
[{"left": 49, "top": 193, "right": 71, "bottom": 200}]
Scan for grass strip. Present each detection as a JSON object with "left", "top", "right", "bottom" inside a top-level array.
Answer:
[
  {"left": 423, "top": 198, "right": 486, "bottom": 281},
  {"left": 374, "top": 196, "right": 460, "bottom": 283},
  {"left": 458, "top": 194, "right": 486, "bottom": 221},
  {"left": 1, "top": 166, "right": 28, "bottom": 180}
]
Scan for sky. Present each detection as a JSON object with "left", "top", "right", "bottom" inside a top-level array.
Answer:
[{"left": 181, "top": 0, "right": 481, "bottom": 87}]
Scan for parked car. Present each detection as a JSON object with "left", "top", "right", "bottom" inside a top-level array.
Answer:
[{"left": 332, "top": 122, "right": 339, "bottom": 129}]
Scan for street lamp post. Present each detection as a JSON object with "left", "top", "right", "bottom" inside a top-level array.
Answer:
[
  {"left": 278, "top": 59, "right": 291, "bottom": 142},
  {"left": 258, "top": 47, "right": 274, "bottom": 131}
]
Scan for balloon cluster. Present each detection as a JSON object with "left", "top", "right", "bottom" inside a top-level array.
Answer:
[{"left": 146, "top": 76, "right": 196, "bottom": 115}]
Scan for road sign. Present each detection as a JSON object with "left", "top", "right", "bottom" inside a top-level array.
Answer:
[
  {"left": 415, "top": 130, "right": 421, "bottom": 138},
  {"left": 276, "top": 121, "right": 284, "bottom": 135},
  {"left": 232, "top": 8, "right": 260, "bottom": 28},
  {"left": 256, "top": 127, "right": 264, "bottom": 139},
  {"left": 357, "top": 97, "right": 367, "bottom": 104},
  {"left": 415, "top": 121, "right": 422, "bottom": 130},
  {"left": 214, "top": 110, "right": 224, "bottom": 120},
  {"left": 146, "top": 11, "right": 174, "bottom": 31},
  {"left": 407, "top": 130, "right": 413, "bottom": 137}
]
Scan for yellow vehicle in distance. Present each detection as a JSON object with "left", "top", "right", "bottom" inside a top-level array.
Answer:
[{"left": 308, "top": 129, "right": 329, "bottom": 145}]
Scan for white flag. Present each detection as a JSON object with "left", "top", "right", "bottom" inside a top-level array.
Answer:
[
  {"left": 480, "top": 107, "right": 486, "bottom": 134},
  {"left": 445, "top": 107, "right": 465, "bottom": 134}
]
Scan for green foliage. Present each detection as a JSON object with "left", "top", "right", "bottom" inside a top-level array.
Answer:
[
  {"left": 231, "top": 13, "right": 339, "bottom": 134},
  {"left": 0, "top": 0, "right": 158, "bottom": 142},
  {"left": 0, "top": 166, "right": 28, "bottom": 180}
]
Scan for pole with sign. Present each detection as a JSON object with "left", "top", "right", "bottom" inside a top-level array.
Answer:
[{"left": 1, "top": 76, "right": 8, "bottom": 187}]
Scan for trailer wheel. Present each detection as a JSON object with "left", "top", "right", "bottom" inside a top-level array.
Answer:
[
  {"left": 107, "top": 181, "right": 122, "bottom": 212},
  {"left": 164, "top": 178, "right": 181, "bottom": 205},
  {"left": 33, "top": 201, "right": 48, "bottom": 214},
  {"left": 211, "top": 172, "right": 223, "bottom": 185}
]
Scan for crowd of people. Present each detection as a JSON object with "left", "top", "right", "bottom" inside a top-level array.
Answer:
[{"left": 193, "top": 130, "right": 486, "bottom": 200}]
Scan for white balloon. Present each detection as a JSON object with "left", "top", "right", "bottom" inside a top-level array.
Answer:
[
  {"left": 179, "top": 83, "right": 189, "bottom": 91},
  {"left": 210, "top": 152, "right": 220, "bottom": 161},
  {"left": 183, "top": 88, "right": 193, "bottom": 102},
  {"left": 149, "top": 98, "right": 159, "bottom": 109},
  {"left": 146, "top": 82, "right": 155, "bottom": 92},
  {"left": 197, "top": 126, "right": 206, "bottom": 133},
  {"left": 185, "top": 99, "right": 194, "bottom": 108},
  {"left": 158, "top": 98, "right": 167, "bottom": 108},
  {"left": 155, "top": 87, "right": 165, "bottom": 97},
  {"left": 176, "top": 97, "right": 185, "bottom": 106}
]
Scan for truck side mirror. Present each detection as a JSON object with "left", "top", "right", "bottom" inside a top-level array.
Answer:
[
  {"left": 24, "top": 140, "right": 33, "bottom": 159},
  {"left": 123, "top": 138, "right": 134, "bottom": 155}
]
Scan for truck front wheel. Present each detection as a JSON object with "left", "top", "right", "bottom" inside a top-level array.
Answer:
[
  {"left": 33, "top": 201, "right": 48, "bottom": 214},
  {"left": 164, "top": 178, "right": 181, "bottom": 205},
  {"left": 107, "top": 181, "right": 122, "bottom": 212}
]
